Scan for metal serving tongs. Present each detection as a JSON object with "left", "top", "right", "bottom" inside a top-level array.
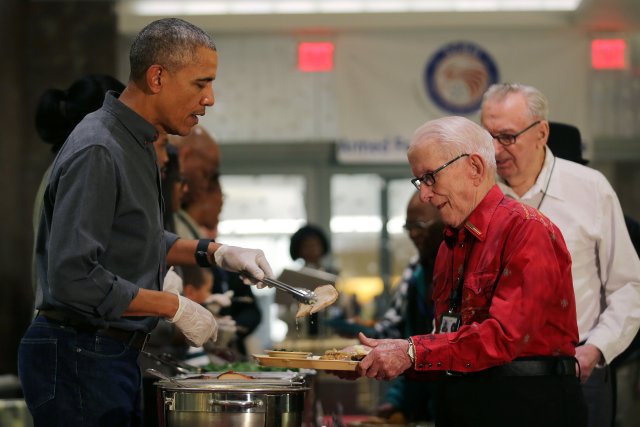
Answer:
[
  {"left": 245, "top": 273, "right": 317, "bottom": 304},
  {"left": 141, "top": 351, "right": 203, "bottom": 375},
  {"left": 145, "top": 368, "right": 188, "bottom": 388}
]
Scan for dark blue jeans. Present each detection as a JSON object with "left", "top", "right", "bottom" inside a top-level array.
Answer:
[{"left": 18, "top": 316, "right": 143, "bottom": 427}]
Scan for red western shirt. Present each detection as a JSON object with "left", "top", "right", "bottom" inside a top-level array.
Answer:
[{"left": 411, "top": 185, "right": 578, "bottom": 373}]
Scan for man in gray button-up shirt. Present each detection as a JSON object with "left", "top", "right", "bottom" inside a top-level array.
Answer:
[{"left": 19, "top": 18, "right": 274, "bottom": 427}]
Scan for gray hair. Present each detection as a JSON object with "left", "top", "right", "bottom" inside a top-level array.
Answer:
[
  {"left": 129, "top": 18, "right": 217, "bottom": 82},
  {"left": 409, "top": 116, "right": 496, "bottom": 171},
  {"left": 482, "top": 83, "right": 549, "bottom": 121}
]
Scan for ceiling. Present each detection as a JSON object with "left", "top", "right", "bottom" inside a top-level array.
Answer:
[{"left": 117, "top": 0, "right": 640, "bottom": 34}]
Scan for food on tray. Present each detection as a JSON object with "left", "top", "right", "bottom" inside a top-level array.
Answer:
[
  {"left": 319, "top": 350, "right": 352, "bottom": 361},
  {"left": 216, "top": 370, "right": 255, "bottom": 380},
  {"left": 253, "top": 353, "right": 358, "bottom": 371},
  {"left": 296, "top": 284, "right": 339, "bottom": 318},
  {"left": 319, "top": 345, "right": 370, "bottom": 361}
]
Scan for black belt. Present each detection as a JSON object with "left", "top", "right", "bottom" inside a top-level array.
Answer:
[
  {"left": 446, "top": 357, "right": 577, "bottom": 377},
  {"left": 39, "top": 310, "right": 149, "bottom": 351}
]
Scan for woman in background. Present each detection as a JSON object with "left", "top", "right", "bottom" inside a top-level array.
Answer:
[{"left": 31, "top": 74, "right": 125, "bottom": 293}]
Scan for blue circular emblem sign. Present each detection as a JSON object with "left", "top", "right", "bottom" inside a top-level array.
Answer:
[{"left": 425, "top": 41, "right": 499, "bottom": 114}]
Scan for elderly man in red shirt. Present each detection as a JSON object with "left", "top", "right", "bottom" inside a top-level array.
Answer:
[{"left": 350, "top": 116, "right": 586, "bottom": 427}]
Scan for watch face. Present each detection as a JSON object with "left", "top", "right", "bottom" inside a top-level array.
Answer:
[{"left": 407, "top": 339, "right": 416, "bottom": 362}]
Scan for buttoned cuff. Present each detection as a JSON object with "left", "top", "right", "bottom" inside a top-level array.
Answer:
[{"left": 412, "top": 333, "right": 477, "bottom": 372}]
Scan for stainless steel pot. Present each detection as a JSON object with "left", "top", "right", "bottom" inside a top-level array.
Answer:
[{"left": 155, "top": 373, "right": 309, "bottom": 427}]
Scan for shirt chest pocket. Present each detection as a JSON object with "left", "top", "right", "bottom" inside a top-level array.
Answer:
[{"left": 460, "top": 271, "right": 498, "bottom": 322}]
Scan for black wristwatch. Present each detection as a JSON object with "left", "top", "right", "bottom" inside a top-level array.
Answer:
[{"left": 195, "top": 239, "right": 212, "bottom": 267}]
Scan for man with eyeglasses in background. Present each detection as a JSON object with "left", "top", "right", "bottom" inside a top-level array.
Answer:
[
  {"left": 480, "top": 83, "right": 640, "bottom": 427},
  {"left": 338, "top": 116, "right": 586, "bottom": 427}
]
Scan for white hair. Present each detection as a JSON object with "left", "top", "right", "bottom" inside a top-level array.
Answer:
[
  {"left": 409, "top": 116, "right": 496, "bottom": 171},
  {"left": 481, "top": 83, "right": 549, "bottom": 121}
]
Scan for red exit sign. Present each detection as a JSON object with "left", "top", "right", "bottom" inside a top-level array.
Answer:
[
  {"left": 591, "top": 39, "right": 626, "bottom": 70},
  {"left": 298, "top": 42, "right": 334, "bottom": 72}
]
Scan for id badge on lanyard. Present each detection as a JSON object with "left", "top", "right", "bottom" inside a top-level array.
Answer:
[
  {"left": 438, "top": 311, "right": 461, "bottom": 333},
  {"left": 438, "top": 231, "right": 471, "bottom": 334},
  {"left": 439, "top": 252, "right": 466, "bottom": 334}
]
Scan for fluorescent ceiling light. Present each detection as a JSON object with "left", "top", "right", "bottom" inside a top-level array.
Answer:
[
  {"left": 274, "top": 1, "right": 316, "bottom": 13},
  {"left": 230, "top": 1, "right": 273, "bottom": 14},
  {"left": 365, "top": 2, "right": 409, "bottom": 13},
  {"left": 411, "top": 1, "right": 452, "bottom": 12},
  {"left": 319, "top": 1, "right": 362, "bottom": 13},
  {"left": 455, "top": 1, "right": 500, "bottom": 12},
  {"left": 125, "top": 0, "right": 583, "bottom": 16}
]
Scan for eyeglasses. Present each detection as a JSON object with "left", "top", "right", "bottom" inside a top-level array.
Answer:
[
  {"left": 411, "top": 154, "right": 469, "bottom": 190},
  {"left": 489, "top": 120, "right": 540, "bottom": 146},
  {"left": 403, "top": 220, "right": 435, "bottom": 231}
]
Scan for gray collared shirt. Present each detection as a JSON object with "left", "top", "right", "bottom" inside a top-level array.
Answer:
[{"left": 35, "top": 92, "right": 179, "bottom": 332}]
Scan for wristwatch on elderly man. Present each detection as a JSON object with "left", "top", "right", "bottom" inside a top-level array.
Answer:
[{"left": 407, "top": 337, "right": 416, "bottom": 364}]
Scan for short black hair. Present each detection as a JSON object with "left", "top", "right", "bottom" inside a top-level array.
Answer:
[
  {"left": 289, "top": 224, "right": 330, "bottom": 260},
  {"left": 129, "top": 18, "right": 216, "bottom": 82}
]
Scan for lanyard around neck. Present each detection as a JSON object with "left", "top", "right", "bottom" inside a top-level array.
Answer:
[
  {"left": 537, "top": 154, "right": 556, "bottom": 210},
  {"left": 448, "top": 236, "right": 472, "bottom": 314}
]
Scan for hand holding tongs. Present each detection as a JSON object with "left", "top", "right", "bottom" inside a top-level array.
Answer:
[{"left": 245, "top": 273, "right": 317, "bottom": 304}]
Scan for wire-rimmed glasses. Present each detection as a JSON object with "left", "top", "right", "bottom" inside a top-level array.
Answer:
[{"left": 411, "top": 154, "right": 470, "bottom": 190}]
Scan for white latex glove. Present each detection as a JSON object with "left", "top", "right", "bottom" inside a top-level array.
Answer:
[
  {"left": 214, "top": 245, "right": 274, "bottom": 288},
  {"left": 205, "top": 290, "right": 234, "bottom": 308},
  {"left": 170, "top": 295, "right": 218, "bottom": 347},
  {"left": 162, "top": 266, "right": 183, "bottom": 294}
]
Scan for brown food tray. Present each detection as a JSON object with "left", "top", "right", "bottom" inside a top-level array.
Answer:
[
  {"left": 265, "top": 350, "right": 311, "bottom": 359},
  {"left": 253, "top": 354, "right": 358, "bottom": 371}
]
